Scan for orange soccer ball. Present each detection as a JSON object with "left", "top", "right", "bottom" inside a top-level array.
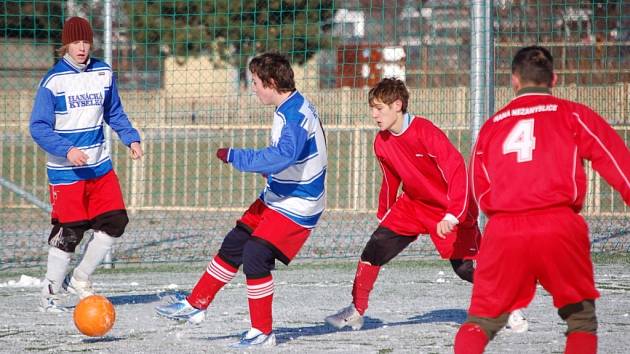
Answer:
[{"left": 73, "top": 295, "right": 116, "bottom": 337}]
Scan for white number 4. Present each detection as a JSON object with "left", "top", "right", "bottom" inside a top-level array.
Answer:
[{"left": 502, "top": 119, "right": 536, "bottom": 162}]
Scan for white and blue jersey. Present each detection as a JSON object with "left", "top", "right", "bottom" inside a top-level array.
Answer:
[
  {"left": 29, "top": 56, "right": 141, "bottom": 185},
  {"left": 229, "top": 91, "right": 327, "bottom": 229}
]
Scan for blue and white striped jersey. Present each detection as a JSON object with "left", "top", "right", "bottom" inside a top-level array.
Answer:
[
  {"left": 29, "top": 56, "right": 141, "bottom": 185},
  {"left": 229, "top": 91, "right": 327, "bottom": 228}
]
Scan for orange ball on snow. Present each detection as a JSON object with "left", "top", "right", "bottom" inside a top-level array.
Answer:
[{"left": 73, "top": 295, "right": 116, "bottom": 337}]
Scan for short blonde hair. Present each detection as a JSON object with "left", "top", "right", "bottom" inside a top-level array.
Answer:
[{"left": 56, "top": 45, "right": 69, "bottom": 57}]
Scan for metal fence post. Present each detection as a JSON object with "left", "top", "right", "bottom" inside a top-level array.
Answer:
[
  {"left": 470, "top": 0, "right": 494, "bottom": 229},
  {"left": 103, "top": 0, "right": 114, "bottom": 269}
]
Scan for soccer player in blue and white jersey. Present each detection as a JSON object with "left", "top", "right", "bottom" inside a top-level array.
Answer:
[
  {"left": 155, "top": 52, "right": 327, "bottom": 348},
  {"left": 29, "top": 17, "right": 143, "bottom": 312}
]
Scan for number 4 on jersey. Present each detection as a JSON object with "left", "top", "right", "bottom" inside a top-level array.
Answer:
[{"left": 502, "top": 118, "right": 536, "bottom": 162}]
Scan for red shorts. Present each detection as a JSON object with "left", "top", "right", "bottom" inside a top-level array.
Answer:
[
  {"left": 379, "top": 193, "right": 480, "bottom": 259},
  {"left": 239, "top": 199, "right": 311, "bottom": 264},
  {"left": 468, "top": 208, "right": 600, "bottom": 318},
  {"left": 49, "top": 170, "right": 126, "bottom": 224}
]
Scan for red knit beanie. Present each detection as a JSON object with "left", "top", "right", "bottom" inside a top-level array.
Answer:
[{"left": 62, "top": 17, "right": 93, "bottom": 45}]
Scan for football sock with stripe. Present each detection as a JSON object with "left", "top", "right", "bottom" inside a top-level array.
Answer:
[
  {"left": 187, "top": 255, "right": 237, "bottom": 309},
  {"left": 247, "top": 274, "right": 274, "bottom": 334}
]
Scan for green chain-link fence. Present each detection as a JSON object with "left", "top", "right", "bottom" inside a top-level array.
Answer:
[{"left": 1, "top": 1, "right": 628, "bottom": 268}]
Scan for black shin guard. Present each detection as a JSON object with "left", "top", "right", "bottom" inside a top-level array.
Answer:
[
  {"left": 360, "top": 226, "right": 416, "bottom": 266},
  {"left": 242, "top": 239, "right": 275, "bottom": 278},
  {"left": 91, "top": 210, "right": 129, "bottom": 237},
  {"left": 48, "top": 220, "right": 90, "bottom": 253},
  {"left": 217, "top": 222, "right": 253, "bottom": 268},
  {"left": 450, "top": 259, "right": 474, "bottom": 283}
]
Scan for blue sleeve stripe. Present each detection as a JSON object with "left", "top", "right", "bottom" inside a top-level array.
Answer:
[
  {"left": 268, "top": 170, "right": 326, "bottom": 199},
  {"left": 55, "top": 127, "right": 104, "bottom": 148}
]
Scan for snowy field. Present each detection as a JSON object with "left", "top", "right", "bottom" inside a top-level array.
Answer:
[{"left": 0, "top": 258, "right": 629, "bottom": 353}]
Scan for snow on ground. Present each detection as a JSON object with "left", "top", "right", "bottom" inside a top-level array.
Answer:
[
  {"left": 0, "top": 275, "right": 41, "bottom": 288},
  {"left": 0, "top": 259, "right": 628, "bottom": 353}
]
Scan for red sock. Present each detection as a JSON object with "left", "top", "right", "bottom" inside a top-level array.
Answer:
[
  {"left": 454, "top": 323, "right": 489, "bottom": 354},
  {"left": 565, "top": 332, "right": 597, "bottom": 354},
  {"left": 187, "top": 256, "right": 237, "bottom": 309},
  {"left": 351, "top": 261, "right": 381, "bottom": 315},
  {"left": 247, "top": 274, "right": 274, "bottom": 334}
]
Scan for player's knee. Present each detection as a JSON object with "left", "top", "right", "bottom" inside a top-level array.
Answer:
[
  {"left": 218, "top": 223, "right": 252, "bottom": 266},
  {"left": 242, "top": 240, "right": 275, "bottom": 278},
  {"left": 450, "top": 259, "right": 474, "bottom": 283},
  {"left": 466, "top": 313, "right": 510, "bottom": 340},
  {"left": 559, "top": 300, "right": 597, "bottom": 334},
  {"left": 360, "top": 227, "right": 411, "bottom": 266},
  {"left": 91, "top": 210, "right": 128, "bottom": 238},
  {"left": 48, "top": 221, "right": 90, "bottom": 253}
]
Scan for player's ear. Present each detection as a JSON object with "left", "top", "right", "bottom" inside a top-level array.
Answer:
[
  {"left": 511, "top": 74, "right": 521, "bottom": 93},
  {"left": 393, "top": 99, "right": 403, "bottom": 112},
  {"left": 550, "top": 73, "right": 558, "bottom": 88}
]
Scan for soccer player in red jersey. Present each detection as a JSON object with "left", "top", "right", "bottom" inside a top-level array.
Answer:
[
  {"left": 325, "top": 78, "right": 484, "bottom": 330},
  {"left": 454, "top": 46, "right": 630, "bottom": 354}
]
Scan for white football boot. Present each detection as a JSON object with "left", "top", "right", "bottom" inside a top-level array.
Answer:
[
  {"left": 325, "top": 304, "right": 364, "bottom": 330},
  {"left": 505, "top": 309, "right": 529, "bottom": 333},
  {"left": 229, "top": 328, "right": 276, "bottom": 348},
  {"left": 39, "top": 280, "right": 68, "bottom": 313},
  {"left": 155, "top": 297, "right": 205, "bottom": 324},
  {"left": 63, "top": 274, "right": 95, "bottom": 299}
]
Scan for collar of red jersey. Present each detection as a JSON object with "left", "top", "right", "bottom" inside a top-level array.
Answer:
[{"left": 516, "top": 86, "right": 552, "bottom": 96}]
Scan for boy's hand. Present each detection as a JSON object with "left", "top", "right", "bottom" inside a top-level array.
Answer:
[
  {"left": 67, "top": 147, "right": 89, "bottom": 166},
  {"left": 216, "top": 148, "right": 230, "bottom": 163},
  {"left": 436, "top": 220, "right": 456, "bottom": 239},
  {"left": 130, "top": 142, "right": 143, "bottom": 160}
]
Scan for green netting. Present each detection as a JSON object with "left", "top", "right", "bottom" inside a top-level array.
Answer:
[{"left": 1, "top": 1, "right": 628, "bottom": 267}]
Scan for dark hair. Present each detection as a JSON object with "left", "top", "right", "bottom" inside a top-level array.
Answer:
[
  {"left": 511, "top": 46, "right": 554, "bottom": 86},
  {"left": 248, "top": 53, "right": 295, "bottom": 93},
  {"left": 368, "top": 78, "right": 409, "bottom": 113}
]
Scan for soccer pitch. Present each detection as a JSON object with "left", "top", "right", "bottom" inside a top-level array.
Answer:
[{"left": 1, "top": 258, "right": 628, "bottom": 353}]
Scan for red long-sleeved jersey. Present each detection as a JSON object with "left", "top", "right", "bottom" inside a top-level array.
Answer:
[
  {"left": 471, "top": 91, "right": 630, "bottom": 215},
  {"left": 374, "top": 115, "right": 470, "bottom": 222}
]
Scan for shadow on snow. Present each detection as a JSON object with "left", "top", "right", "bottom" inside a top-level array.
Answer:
[{"left": 202, "top": 308, "right": 466, "bottom": 344}]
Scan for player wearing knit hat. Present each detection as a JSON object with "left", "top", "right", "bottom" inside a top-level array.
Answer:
[
  {"left": 58, "top": 17, "right": 94, "bottom": 63},
  {"left": 62, "top": 17, "right": 93, "bottom": 45},
  {"left": 31, "top": 15, "right": 143, "bottom": 314}
]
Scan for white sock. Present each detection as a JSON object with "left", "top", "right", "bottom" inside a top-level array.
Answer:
[
  {"left": 42, "top": 247, "right": 72, "bottom": 296},
  {"left": 73, "top": 231, "right": 116, "bottom": 281}
]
